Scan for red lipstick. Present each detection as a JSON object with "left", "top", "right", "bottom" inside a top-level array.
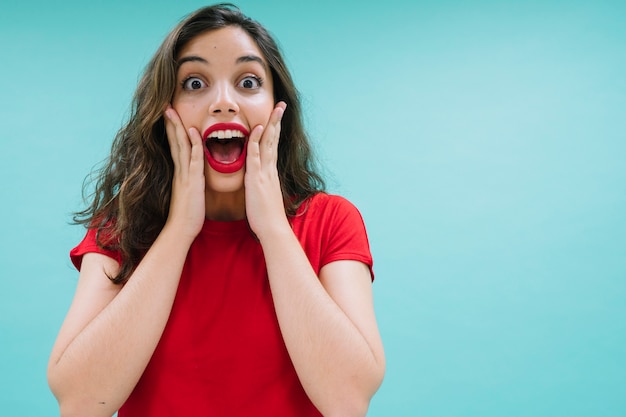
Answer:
[{"left": 202, "top": 123, "right": 250, "bottom": 174}]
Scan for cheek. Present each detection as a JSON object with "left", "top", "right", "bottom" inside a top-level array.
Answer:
[
  {"left": 172, "top": 102, "right": 199, "bottom": 128},
  {"left": 247, "top": 95, "right": 276, "bottom": 122}
]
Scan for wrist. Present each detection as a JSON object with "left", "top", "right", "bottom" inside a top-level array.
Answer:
[
  {"left": 161, "top": 219, "right": 200, "bottom": 248},
  {"left": 254, "top": 218, "right": 293, "bottom": 245}
]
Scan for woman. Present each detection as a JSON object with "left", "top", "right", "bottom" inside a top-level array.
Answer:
[{"left": 48, "top": 4, "right": 385, "bottom": 417}]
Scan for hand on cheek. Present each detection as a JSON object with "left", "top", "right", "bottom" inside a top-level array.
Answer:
[
  {"left": 163, "top": 105, "right": 206, "bottom": 241},
  {"left": 245, "top": 101, "right": 289, "bottom": 238}
]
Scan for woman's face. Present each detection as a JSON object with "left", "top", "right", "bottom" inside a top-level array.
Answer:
[{"left": 172, "top": 26, "right": 275, "bottom": 196}]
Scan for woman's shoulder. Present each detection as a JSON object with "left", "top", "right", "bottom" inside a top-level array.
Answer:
[
  {"left": 70, "top": 224, "right": 121, "bottom": 271},
  {"left": 294, "top": 192, "right": 365, "bottom": 226},
  {"left": 298, "top": 192, "right": 358, "bottom": 213},
  {"left": 291, "top": 192, "right": 373, "bottom": 275}
]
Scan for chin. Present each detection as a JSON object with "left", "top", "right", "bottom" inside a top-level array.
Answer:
[{"left": 204, "top": 169, "right": 246, "bottom": 194}]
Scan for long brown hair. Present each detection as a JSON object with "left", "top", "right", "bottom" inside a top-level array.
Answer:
[{"left": 74, "top": 4, "right": 325, "bottom": 284}]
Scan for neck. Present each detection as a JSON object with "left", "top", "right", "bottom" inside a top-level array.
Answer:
[{"left": 205, "top": 190, "right": 246, "bottom": 221}]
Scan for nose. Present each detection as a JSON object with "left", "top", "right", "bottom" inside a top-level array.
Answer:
[{"left": 209, "top": 83, "right": 239, "bottom": 115}]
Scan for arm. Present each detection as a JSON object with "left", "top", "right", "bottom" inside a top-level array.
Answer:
[
  {"left": 261, "top": 233, "right": 385, "bottom": 417},
  {"left": 48, "top": 229, "right": 194, "bottom": 417},
  {"left": 245, "top": 104, "right": 385, "bottom": 417},
  {"left": 48, "top": 108, "right": 205, "bottom": 417}
]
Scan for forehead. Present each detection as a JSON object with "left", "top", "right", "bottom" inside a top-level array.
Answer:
[{"left": 177, "top": 26, "right": 267, "bottom": 64}]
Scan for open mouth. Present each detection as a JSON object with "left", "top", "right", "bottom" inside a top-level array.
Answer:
[
  {"left": 206, "top": 135, "right": 245, "bottom": 164},
  {"left": 203, "top": 124, "right": 249, "bottom": 174}
]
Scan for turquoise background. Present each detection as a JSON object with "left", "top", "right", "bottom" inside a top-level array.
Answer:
[{"left": 1, "top": 0, "right": 625, "bottom": 416}]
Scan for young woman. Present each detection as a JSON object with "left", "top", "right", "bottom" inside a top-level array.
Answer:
[{"left": 48, "top": 4, "right": 385, "bottom": 417}]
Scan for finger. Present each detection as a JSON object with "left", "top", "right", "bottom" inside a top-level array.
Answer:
[
  {"left": 171, "top": 109, "right": 192, "bottom": 168},
  {"left": 164, "top": 106, "right": 180, "bottom": 164},
  {"left": 188, "top": 127, "right": 204, "bottom": 177},
  {"left": 246, "top": 125, "right": 264, "bottom": 172},
  {"left": 260, "top": 102, "right": 286, "bottom": 167},
  {"left": 266, "top": 101, "right": 286, "bottom": 146},
  {"left": 164, "top": 106, "right": 191, "bottom": 173}
]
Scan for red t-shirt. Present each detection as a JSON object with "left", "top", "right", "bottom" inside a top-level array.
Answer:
[{"left": 70, "top": 193, "right": 374, "bottom": 416}]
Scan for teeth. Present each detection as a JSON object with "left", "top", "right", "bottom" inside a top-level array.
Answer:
[{"left": 208, "top": 130, "right": 245, "bottom": 139}]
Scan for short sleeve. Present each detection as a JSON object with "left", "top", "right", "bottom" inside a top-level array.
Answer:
[
  {"left": 295, "top": 193, "right": 374, "bottom": 280},
  {"left": 323, "top": 196, "right": 373, "bottom": 274},
  {"left": 70, "top": 227, "right": 122, "bottom": 271}
]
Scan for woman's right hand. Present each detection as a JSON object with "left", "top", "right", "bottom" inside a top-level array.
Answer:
[{"left": 164, "top": 105, "right": 206, "bottom": 242}]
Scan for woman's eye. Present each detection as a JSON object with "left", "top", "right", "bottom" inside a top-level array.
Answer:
[
  {"left": 182, "top": 77, "right": 206, "bottom": 90},
  {"left": 239, "top": 76, "right": 262, "bottom": 89}
]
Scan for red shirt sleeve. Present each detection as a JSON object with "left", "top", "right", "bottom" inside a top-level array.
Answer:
[
  {"left": 321, "top": 195, "right": 374, "bottom": 276},
  {"left": 70, "top": 227, "right": 122, "bottom": 271},
  {"left": 294, "top": 193, "right": 375, "bottom": 280}
]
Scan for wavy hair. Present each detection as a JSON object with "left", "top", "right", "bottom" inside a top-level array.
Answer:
[{"left": 74, "top": 3, "right": 325, "bottom": 284}]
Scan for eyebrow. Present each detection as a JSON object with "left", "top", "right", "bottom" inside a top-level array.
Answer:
[
  {"left": 176, "top": 55, "right": 207, "bottom": 70},
  {"left": 236, "top": 54, "right": 267, "bottom": 68},
  {"left": 176, "top": 54, "right": 267, "bottom": 70}
]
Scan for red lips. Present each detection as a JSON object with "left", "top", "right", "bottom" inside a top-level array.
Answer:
[{"left": 202, "top": 123, "right": 250, "bottom": 174}]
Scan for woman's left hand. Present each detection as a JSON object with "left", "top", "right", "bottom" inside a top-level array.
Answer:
[{"left": 245, "top": 101, "right": 289, "bottom": 240}]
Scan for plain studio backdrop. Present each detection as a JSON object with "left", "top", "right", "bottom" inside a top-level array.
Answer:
[{"left": 1, "top": 0, "right": 625, "bottom": 416}]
